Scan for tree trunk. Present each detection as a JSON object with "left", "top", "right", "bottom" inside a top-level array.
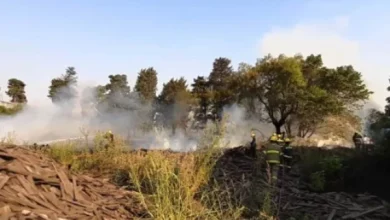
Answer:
[{"left": 274, "top": 124, "right": 282, "bottom": 134}]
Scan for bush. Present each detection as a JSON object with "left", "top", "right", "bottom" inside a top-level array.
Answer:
[{"left": 0, "top": 104, "right": 24, "bottom": 115}]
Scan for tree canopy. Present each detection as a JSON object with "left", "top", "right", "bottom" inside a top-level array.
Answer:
[
  {"left": 158, "top": 77, "right": 193, "bottom": 134},
  {"left": 3, "top": 52, "right": 377, "bottom": 139},
  {"left": 233, "top": 54, "right": 371, "bottom": 135},
  {"left": 134, "top": 67, "right": 158, "bottom": 103},
  {"left": 48, "top": 67, "right": 78, "bottom": 103},
  {"left": 6, "top": 78, "right": 27, "bottom": 103}
]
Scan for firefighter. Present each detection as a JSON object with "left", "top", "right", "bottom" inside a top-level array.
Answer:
[
  {"left": 263, "top": 134, "right": 283, "bottom": 185},
  {"left": 282, "top": 137, "right": 293, "bottom": 173},
  {"left": 277, "top": 134, "right": 284, "bottom": 145},
  {"left": 250, "top": 131, "right": 257, "bottom": 158},
  {"left": 104, "top": 130, "right": 115, "bottom": 150},
  {"left": 352, "top": 132, "right": 363, "bottom": 152}
]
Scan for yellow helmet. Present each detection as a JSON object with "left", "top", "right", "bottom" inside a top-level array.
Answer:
[
  {"left": 284, "top": 138, "right": 291, "bottom": 143},
  {"left": 269, "top": 135, "right": 278, "bottom": 141},
  {"left": 108, "top": 130, "right": 112, "bottom": 134},
  {"left": 251, "top": 132, "right": 255, "bottom": 137},
  {"left": 277, "top": 138, "right": 284, "bottom": 143}
]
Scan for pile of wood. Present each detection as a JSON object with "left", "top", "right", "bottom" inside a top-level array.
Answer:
[
  {"left": 280, "top": 175, "right": 390, "bottom": 219},
  {"left": 212, "top": 146, "right": 390, "bottom": 219},
  {"left": 0, "top": 145, "right": 149, "bottom": 219}
]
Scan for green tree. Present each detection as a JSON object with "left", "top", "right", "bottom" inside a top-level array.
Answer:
[
  {"left": 191, "top": 76, "right": 212, "bottom": 120},
  {"left": 158, "top": 77, "right": 193, "bottom": 134},
  {"left": 236, "top": 54, "right": 371, "bottom": 135},
  {"left": 95, "top": 85, "right": 107, "bottom": 103},
  {"left": 208, "top": 57, "right": 235, "bottom": 117},
  {"left": 104, "top": 74, "right": 131, "bottom": 109},
  {"left": 105, "top": 74, "right": 130, "bottom": 97},
  {"left": 134, "top": 67, "right": 158, "bottom": 103},
  {"left": 287, "top": 55, "right": 340, "bottom": 137},
  {"left": 254, "top": 54, "right": 306, "bottom": 134},
  {"left": 293, "top": 56, "right": 371, "bottom": 137},
  {"left": 48, "top": 67, "right": 78, "bottom": 103},
  {"left": 230, "top": 63, "right": 263, "bottom": 118},
  {"left": 6, "top": 78, "right": 27, "bottom": 103}
]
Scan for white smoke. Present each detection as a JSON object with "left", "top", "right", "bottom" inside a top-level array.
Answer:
[{"left": 0, "top": 81, "right": 211, "bottom": 151}]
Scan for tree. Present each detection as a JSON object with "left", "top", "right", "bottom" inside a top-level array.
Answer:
[
  {"left": 287, "top": 55, "right": 340, "bottom": 137},
  {"left": 158, "top": 77, "right": 193, "bottom": 134},
  {"left": 105, "top": 74, "right": 130, "bottom": 96},
  {"left": 293, "top": 57, "right": 371, "bottom": 137},
  {"left": 208, "top": 57, "right": 235, "bottom": 118},
  {"left": 191, "top": 76, "right": 212, "bottom": 120},
  {"left": 254, "top": 54, "right": 306, "bottom": 134},
  {"left": 236, "top": 54, "right": 371, "bottom": 136},
  {"left": 48, "top": 67, "right": 78, "bottom": 103},
  {"left": 230, "top": 63, "right": 263, "bottom": 118},
  {"left": 104, "top": 74, "right": 131, "bottom": 109},
  {"left": 6, "top": 78, "right": 27, "bottom": 103},
  {"left": 95, "top": 85, "right": 108, "bottom": 103},
  {"left": 385, "top": 78, "right": 390, "bottom": 116},
  {"left": 134, "top": 67, "right": 158, "bottom": 103}
]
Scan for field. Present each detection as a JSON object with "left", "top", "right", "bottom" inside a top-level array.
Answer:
[{"left": 1, "top": 126, "right": 390, "bottom": 219}]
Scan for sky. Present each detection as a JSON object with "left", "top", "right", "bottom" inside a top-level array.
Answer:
[{"left": 0, "top": 0, "right": 389, "bottom": 109}]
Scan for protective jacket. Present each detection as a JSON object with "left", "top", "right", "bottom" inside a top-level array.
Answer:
[
  {"left": 283, "top": 144, "right": 293, "bottom": 157},
  {"left": 263, "top": 142, "right": 282, "bottom": 164}
]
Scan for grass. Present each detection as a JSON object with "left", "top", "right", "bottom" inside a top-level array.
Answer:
[{"left": 41, "top": 120, "right": 257, "bottom": 219}]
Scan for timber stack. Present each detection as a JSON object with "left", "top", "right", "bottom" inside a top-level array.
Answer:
[{"left": 0, "top": 145, "right": 149, "bottom": 219}]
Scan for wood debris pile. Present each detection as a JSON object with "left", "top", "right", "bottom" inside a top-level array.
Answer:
[
  {"left": 0, "top": 145, "right": 149, "bottom": 219},
  {"left": 281, "top": 178, "right": 390, "bottom": 219},
  {"left": 212, "top": 146, "right": 390, "bottom": 219}
]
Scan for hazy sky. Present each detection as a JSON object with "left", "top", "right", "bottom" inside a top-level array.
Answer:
[{"left": 0, "top": 0, "right": 389, "bottom": 109}]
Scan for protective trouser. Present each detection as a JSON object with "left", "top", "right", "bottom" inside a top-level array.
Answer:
[
  {"left": 282, "top": 154, "right": 293, "bottom": 172},
  {"left": 266, "top": 162, "right": 280, "bottom": 185}
]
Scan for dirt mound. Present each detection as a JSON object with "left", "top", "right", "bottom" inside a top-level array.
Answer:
[
  {"left": 0, "top": 145, "right": 149, "bottom": 219},
  {"left": 212, "top": 146, "right": 390, "bottom": 219}
]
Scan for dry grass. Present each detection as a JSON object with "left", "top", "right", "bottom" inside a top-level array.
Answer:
[
  {"left": 41, "top": 120, "right": 252, "bottom": 219},
  {"left": 0, "top": 115, "right": 279, "bottom": 219}
]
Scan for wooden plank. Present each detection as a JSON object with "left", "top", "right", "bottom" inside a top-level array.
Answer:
[
  {"left": 342, "top": 206, "right": 384, "bottom": 219},
  {"left": 327, "top": 209, "right": 337, "bottom": 220},
  {"left": 52, "top": 163, "right": 73, "bottom": 198},
  {"left": 15, "top": 175, "right": 35, "bottom": 195},
  {"left": 0, "top": 152, "right": 16, "bottom": 160},
  {"left": 0, "top": 175, "right": 10, "bottom": 190},
  {"left": 41, "top": 191, "right": 66, "bottom": 213}
]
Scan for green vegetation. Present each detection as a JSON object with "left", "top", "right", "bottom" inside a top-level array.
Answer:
[
  {"left": 6, "top": 78, "right": 27, "bottom": 103},
  {"left": 48, "top": 66, "right": 78, "bottom": 103},
  {"left": 0, "top": 103, "right": 24, "bottom": 115}
]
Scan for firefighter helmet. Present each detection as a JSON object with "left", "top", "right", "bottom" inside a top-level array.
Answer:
[{"left": 270, "top": 135, "right": 278, "bottom": 142}]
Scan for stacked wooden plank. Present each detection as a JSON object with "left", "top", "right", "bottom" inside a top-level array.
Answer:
[{"left": 0, "top": 145, "right": 149, "bottom": 220}]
